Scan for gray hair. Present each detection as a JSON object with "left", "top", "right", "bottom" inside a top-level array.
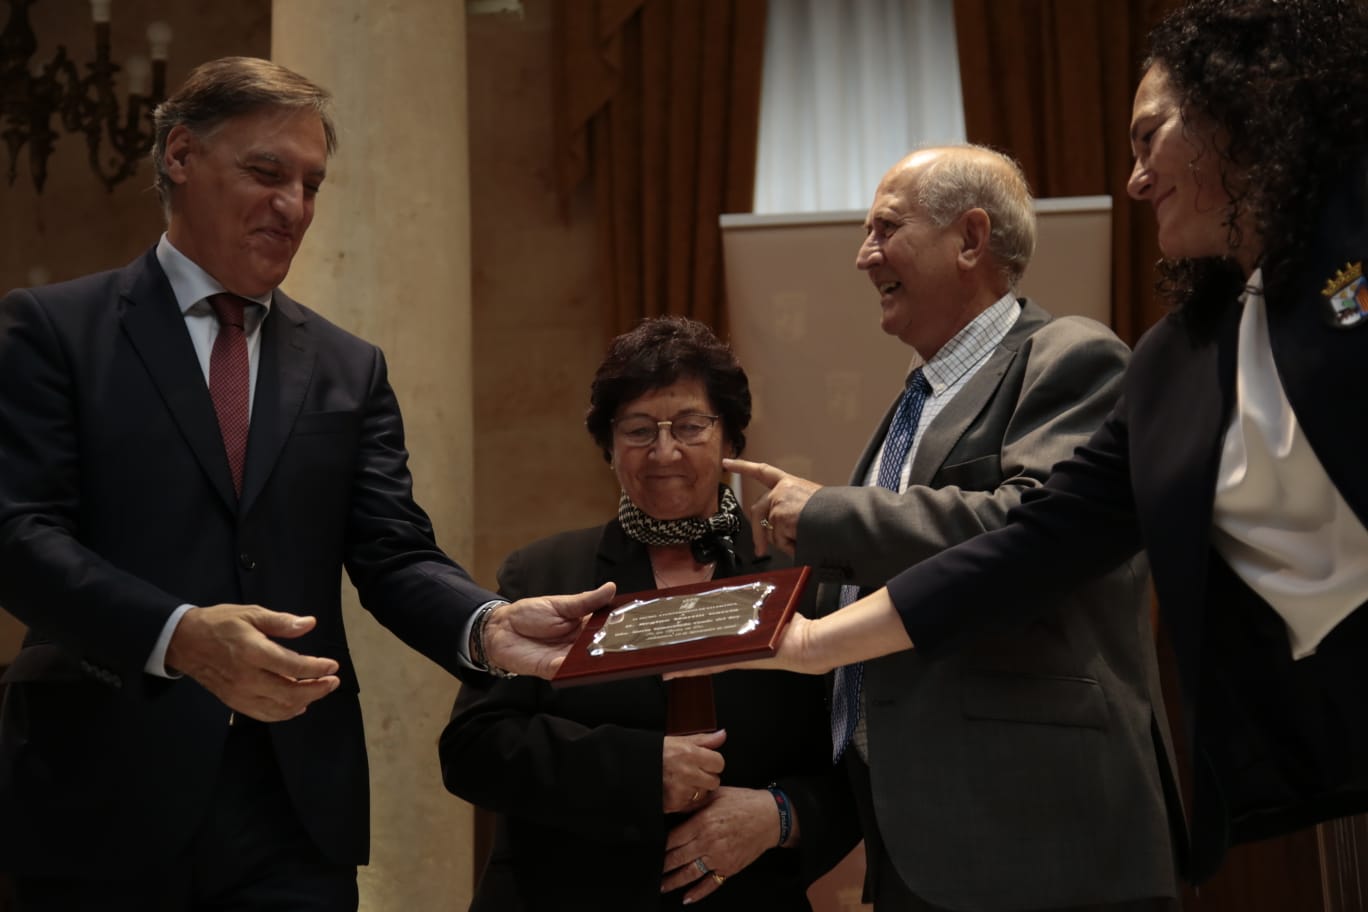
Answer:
[
  {"left": 914, "top": 145, "right": 1037, "bottom": 289},
  {"left": 150, "top": 56, "right": 338, "bottom": 207}
]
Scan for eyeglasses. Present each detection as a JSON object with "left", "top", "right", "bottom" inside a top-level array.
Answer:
[{"left": 612, "top": 413, "right": 720, "bottom": 447}]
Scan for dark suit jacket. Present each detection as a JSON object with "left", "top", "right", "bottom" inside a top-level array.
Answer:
[
  {"left": 0, "top": 249, "right": 496, "bottom": 876},
  {"left": 440, "top": 518, "right": 860, "bottom": 912},
  {"left": 798, "top": 300, "right": 1181, "bottom": 911},
  {"left": 884, "top": 167, "right": 1368, "bottom": 881}
]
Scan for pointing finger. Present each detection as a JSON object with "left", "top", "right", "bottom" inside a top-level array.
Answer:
[{"left": 722, "top": 458, "right": 787, "bottom": 489}]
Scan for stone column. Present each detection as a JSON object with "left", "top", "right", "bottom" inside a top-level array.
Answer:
[{"left": 271, "top": 2, "right": 474, "bottom": 906}]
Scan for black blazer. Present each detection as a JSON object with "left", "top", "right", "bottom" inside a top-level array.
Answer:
[
  {"left": 0, "top": 249, "right": 496, "bottom": 876},
  {"left": 881, "top": 163, "right": 1368, "bottom": 880},
  {"left": 440, "top": 518, "right": 860, "bottom": 911}
]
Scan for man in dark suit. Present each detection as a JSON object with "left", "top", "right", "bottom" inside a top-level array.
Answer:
[
  {"left": 728, "top": 146, "right": 1181, "bottom": 911},
  {"left": 0, "top": 56, "right": 611, "bottom": 910}
]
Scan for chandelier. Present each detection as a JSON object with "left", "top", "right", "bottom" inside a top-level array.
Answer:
[{"left": 0, "top": 0, "right": 172, "bottom": 193}]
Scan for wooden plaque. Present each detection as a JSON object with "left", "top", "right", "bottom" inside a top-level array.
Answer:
[
  {"left": 665, "top": 676, "right": 717, "bottom": 735},
  {"left": 553, "top": 565, "right": 809, "bottom": 688}
]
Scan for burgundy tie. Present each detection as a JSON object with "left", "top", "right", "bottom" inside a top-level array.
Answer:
[{"left": 208, "top": 294, "right": 250, "bottom": 497}]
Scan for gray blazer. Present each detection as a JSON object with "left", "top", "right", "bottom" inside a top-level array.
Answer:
[{"left": 796, "top": 300, "right": 1181, "bottom": 911}]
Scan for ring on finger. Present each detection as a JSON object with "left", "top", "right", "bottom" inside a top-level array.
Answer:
[
  {"left": 711, "top": 871, "right": 726, "bottom": 886},
  {"left": 759, "top": 517, "right": 773, "bottom": 531},
  {"left": 694, "top": 857, "right": 709, "bottom": 876},
  {"left": 689, "top": 789, "right": 700, "bottom": 803}
]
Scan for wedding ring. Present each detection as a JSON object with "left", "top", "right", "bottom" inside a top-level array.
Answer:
[
  {"left": 759, "top": 517, "right": 773, "bottom": 531},
  {"left": 711, "top": 872, "right": 726, "bottom": 886},
  {"left": 690, "top": 789, "right": 700, "bottom": 803},
  {"left": 694, "top": 858, "right": 709, "bottom": 876}
]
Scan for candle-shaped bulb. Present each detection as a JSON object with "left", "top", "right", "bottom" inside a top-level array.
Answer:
[
  {"left": 147, "top": 21, "right": 173, "bottom": 61},
  {"left": 90, "top": 0, "right": 112, "bottom": 24},
  {"left": 125, "top": 54, "right": 151, "bottom": 95}
]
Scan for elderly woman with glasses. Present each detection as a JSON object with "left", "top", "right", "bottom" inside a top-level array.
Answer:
[{"left": 440, "top": 316, "right": 858, "bottom": 911}]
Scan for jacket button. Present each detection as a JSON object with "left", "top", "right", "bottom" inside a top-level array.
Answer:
[{"left": 239, "top": 553, "right": 256, "bottom": 570}]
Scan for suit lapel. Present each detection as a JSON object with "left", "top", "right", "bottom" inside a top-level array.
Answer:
[
  {"left": 594, "top": 522, "right": 660, "bottom": 699},
  {"left": 595, "top": 521, "right": 656, "bottom": 594},
  {"left": 728, "top": 523, "right": 773, "bottom": 577},
  {"left": 850, "top": 398, "right": 898, "bottom": 486},
  {"left": 1268, "top": 296, "right": 1368, "bottom": 524},
  {"left": 240, "top": 293, "right": 315, "bottom": 515},
  {"left": 1268, "top": 160, "right": 1368, "bottom": 525},
  {"left": 908, "top": 299, "right": 1046, "bottom": 485},
  {"left": 118, "top": 251, "right": 238, "bottom": 512}
]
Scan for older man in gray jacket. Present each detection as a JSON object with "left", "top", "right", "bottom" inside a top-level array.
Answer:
[{"left": 729, "top": 145, "right": 1181, "bottom": 912}]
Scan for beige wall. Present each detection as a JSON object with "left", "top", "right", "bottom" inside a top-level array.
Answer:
[
  {"left": 270, "top": 1, "right": 494, "bottom": 906},
  {"left": 467, "top": 0, "right": 618, "bottom": 588}
]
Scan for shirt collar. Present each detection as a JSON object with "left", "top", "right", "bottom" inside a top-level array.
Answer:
[
  {"left": 155, "top": 233, "right": 274, "bottom": 316},
  {"left": 1241, "top": 267, "right": 1265, "bottom": 306},
  {"left": 918, "top": 291, "right": 1021, "bottom": 394}
]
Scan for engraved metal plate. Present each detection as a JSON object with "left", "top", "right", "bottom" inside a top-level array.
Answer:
[{"left": 588, "top": 582, "right": 776, "bottom": 655}]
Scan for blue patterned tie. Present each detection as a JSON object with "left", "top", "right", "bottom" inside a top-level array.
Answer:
[{"left": 831, "top": 368, "right": 931, "bottom": 762}]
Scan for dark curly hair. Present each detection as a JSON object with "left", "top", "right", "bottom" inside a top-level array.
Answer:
[
  {"left": 1145, "top": 0, "right": 1368, "bottom": 335},
  {"left": 586, "top": 317, "right": 750, "bottom": 463}
]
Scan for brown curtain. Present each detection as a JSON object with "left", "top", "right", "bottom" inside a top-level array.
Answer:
[
  {"left": 553, "top": 0, "right": 767, "bottom": 339},
  {"left": 954, "top": 0, "right": 1181, "bottom": 345}
]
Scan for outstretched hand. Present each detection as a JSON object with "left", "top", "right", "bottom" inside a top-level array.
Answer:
[
  {"left": 723, "top": 457, "right": 822, "bottom": 557},
  {"left": 483, "top": 582, "right": 617, "bottom": 679},
  {"left": 665, "top": 611, "right": 828, "bottom": 678},
  {"left": 166, "top": 604, "right": 341, "bottom": 722},
  {"left": 666, "top": 585, "right": 914, "bottom": 679}
]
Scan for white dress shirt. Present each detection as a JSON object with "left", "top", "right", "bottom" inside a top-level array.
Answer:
[
  {"left": 143, "top": 236, "right": 273, "bottom": 677},
  {"left": 1212, "top": 269, "right": 1368, "bottom": 658}
]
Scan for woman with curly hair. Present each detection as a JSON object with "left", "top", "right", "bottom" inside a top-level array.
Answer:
[{"left": 724, "top": 0, "right": 1368, "bottom": 882}]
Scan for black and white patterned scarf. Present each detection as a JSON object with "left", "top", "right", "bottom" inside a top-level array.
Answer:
[{"left": 618, "top": 485, "right": 742, "bottom": 571}]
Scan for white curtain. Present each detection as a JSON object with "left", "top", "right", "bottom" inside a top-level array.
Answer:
[{"left": 753, "top": 0, "right": 967, "bottom": 214}]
